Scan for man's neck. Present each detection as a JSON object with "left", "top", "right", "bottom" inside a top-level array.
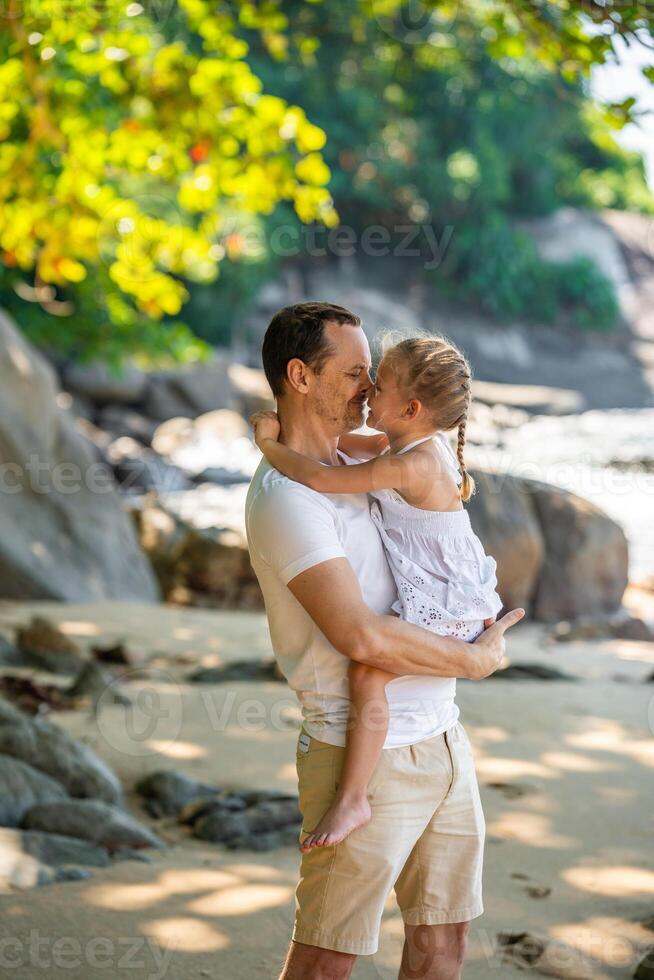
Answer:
[{"left": 277, "top": 406, "right": 341, "bottom": 465}]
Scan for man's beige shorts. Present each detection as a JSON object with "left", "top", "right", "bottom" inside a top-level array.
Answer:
[{"left": 293, "top": 719, "right": 485, "bottom": 956}]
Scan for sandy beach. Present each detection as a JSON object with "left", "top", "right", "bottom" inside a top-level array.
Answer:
[{"left": 0, "top": 590, "right": 652, "bottom": 979}]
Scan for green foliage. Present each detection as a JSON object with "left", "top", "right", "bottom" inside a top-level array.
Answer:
[
  {"left": 0, "top": 0, "right": 336, "bottom": 362},
  {"left": 1, "top": 0, "right": 653, "bottom": 360},
  {"left": 244, "top": 0, "right": 652, "bottom": 330},
  {"left": 447, "top": 216, "right": 618, "bottom": 329}
]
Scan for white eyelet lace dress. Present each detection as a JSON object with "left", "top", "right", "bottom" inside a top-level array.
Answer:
[{"left": 369, "top": 433, "right": 504, "bottom": 644}]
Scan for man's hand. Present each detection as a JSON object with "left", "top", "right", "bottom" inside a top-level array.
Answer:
[
  {"left": 250, "top": 410, "right": 281, "bottom": 450},
  {"left": 470, "top": 608, "right": 526, "bottom": 678}
]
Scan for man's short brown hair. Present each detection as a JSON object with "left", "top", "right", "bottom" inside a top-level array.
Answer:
[{"left": 261, "top": 302, "right": 361, "bottom": 398}]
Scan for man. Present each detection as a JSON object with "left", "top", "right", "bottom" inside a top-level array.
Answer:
[{"left": 245, "top": 302, "right": 524, "bottom": 979}]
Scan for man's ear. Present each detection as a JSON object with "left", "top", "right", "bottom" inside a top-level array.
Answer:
[{"left": 286, "top": 358, "right": 311, "bottom": 394}]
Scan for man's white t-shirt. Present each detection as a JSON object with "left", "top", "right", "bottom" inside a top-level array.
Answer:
[{"left": 245, "top": 454, "right": 459, "bottom": 748}]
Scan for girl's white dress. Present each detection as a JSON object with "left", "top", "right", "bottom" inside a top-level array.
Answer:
[{"left": 369, "top": 433, "right": 503, "bottom": 642}]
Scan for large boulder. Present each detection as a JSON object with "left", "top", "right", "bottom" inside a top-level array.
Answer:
[
  {"left": 0, "top": 756, "right": 69, "bottom": 827},
  {"left": 228, "top": 363, "right": 275, "bottom": 416},
  {"left": 467, "top": 469, "right": 545, "bottom": 614},
  {"left": 0, "top": 696, "right": 125, "bottom": 806},
  {"left": 22, "top": 800, "right": 165, "bottom": 852},
  {"left": 142, "top": 353, "right": 233, "bottom": 421},
  {"left": 0, "top": 827, "right": 108, "bottom": 889},
  {"left": 515, "top": 207, "right": 633, "bottom": 311},
  {"left": 466, "top": 469, "right": 628, "bottom": 621},
  {"left": 0, "top": 309, "right": 160, "bottom": 601},
  {"left": 61, "top": 360, "right": 147, "bottom": 404},
  {"left": 527, "top": 479, "right": 628, "bottom": 620}
]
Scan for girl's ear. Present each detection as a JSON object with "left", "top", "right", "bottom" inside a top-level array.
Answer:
[{"left": 404, "top": 398, "right": 422, "bottom": 420}]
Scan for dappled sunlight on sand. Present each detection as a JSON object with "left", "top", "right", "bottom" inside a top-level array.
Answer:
[
  {"left": 57, "top": 618, "right": 102, "bottom": 637},
  {"left": 87, "top": 869, "right": 245, "bottom": 908},
  {"left": 189, "top": 883, "right": 294, "bottom": 916},
  {"left": 562, "top": 865, "right": 654, "bottom": 898},
  {"left": 477, "top": 755, "right": 557, "bottom": 781},
  {"left": 147, "top": 739, "right": 208, "bottom": 759},
  {"left": 540, "top": 751, "right": 616, "bottom": 773},
  {"left": 610, "top": 639, "right": 654, "bottom": 664},
  {"left": 595, "top": 785, "right": 639, "bottom": 803},
  {"left": 551, "top": 917, "right": 648, "bottom": 969},
  {"left": 172, "top": 627, "right": 200, "bottom": 641},
  {"left": 565, "top": 720, "right": 654, "bottom": 767},
  {"left": 470, "top": 725, "right": 511, "bottom": 744},
  {"left": 487, "top": 811, "right": 575, "bottom": 848},
  {"left": 141, "top": 917, "right": 229, "bottom": 952}
]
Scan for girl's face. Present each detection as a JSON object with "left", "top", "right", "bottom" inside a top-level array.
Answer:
[{"left": 366, "top": 356, "right": 411, "bottom": 434}]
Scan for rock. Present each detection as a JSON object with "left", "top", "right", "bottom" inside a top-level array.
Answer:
[
  {"left": 526, "top": 886, "right": 552, "bottom": 899},
  {"left": 528, "top": 479, "right": 628, "bottom": 620},
  {"left": 490, "top": 663, "right": 576, "bottom": 680},
  {"left": 195, "top": 467, "right": 252, "bottom": 486},
  {"left": 177, "top": 527, "right": 262, "bottom": 608},
  {"left": 179, "top": 795, "right": 248, "bottom": 825},
  {"left": 151, "top": 417, "right": 196, "bottom": 457},
  {"left": 486, "top": 782, "right": 533, "bottom": 799},
  {"left": 228, "top": 363, "right": 275, "bottom": 416},
  {"left": 129, "top": 499, "right": 190, "bottom": 598},
  {"left": 472, "top": 379, "right": 584, "bottom": 415},
  {"left": 635, "top": 948, "right": 654, "bottom": 980},
  {"left": 66, "top": 661, "right": 114, "bottom": 702},
  {"left": 152, "top": 410, "right": 257, "bottom": 483},
  {"left": 22, "top": 800, "right": 165, "bottom": 852},
  {"left": 467, "top": 470, "right": 545, "bottom": 613},
  {"left": 62, "top": 360, "right": 147, "bottom": 404},
  {"left": 549, "top": 619, "right": 610, "bottom": 642},
  {"left": 0, "top": 635, "right": 27, "bottom": 667},
  {"left": 96, "top": 405, "right": 158, "bottom": 445},
  {"left": 143, "top": 353, "right": 233, "bottom": 421},
  {"left": 0, "top": 756, "right": 69, "bottom": 826},
  {"left": 609, "top": 614, "right": 654, "bottom": 642},
  {"left": 16, "top": 616, "right": 85, "bottom": 674},
  {"left": 497, "top": 929, "right": 602, "bottom": 978},
  {"left": 0, "top": 675, "right": 73, "bottom": 714},
  {"left": 191, "top": 796, "right": 301, "bottom": 847},
  {"left": 225, "top": 825, "right": 301, "bottom": 851},
  {"left": 135, "top": 770, "right": 224, "bottom": 818},
  {"left": 516, "top": 207, "right": 632, "bottom": 310},
  {"left": 194, "top": 409, "right": 250, "bottom": 443},
  {"left": 0, "top": 696, "right": 124, "bottom": 805},
  {"left": 550, "top": 611, "right": 654, "bottom": 643},
  {"left": 188, "top": 659, "right": 283, "bottom": 684},
  {"left": 0, "top": 309, "right": 160, "bottom": 602},
  {"left": 106, "top": 436, "right": 191, "bottom": 493},
  {"left": 0, "top": 827, "right": 109, "bottom": 890},
  {"left": 91, "top": 641, "right": 132, "bottom": 665}
]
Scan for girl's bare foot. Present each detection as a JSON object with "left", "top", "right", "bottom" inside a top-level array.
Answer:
[{"left": 300, "top": 794, "right": 372, "bottom": 852}]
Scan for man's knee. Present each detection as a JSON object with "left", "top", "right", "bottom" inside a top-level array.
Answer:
[
  {"left": 404, "top": 921, "right": 471, "bottom": 964},
  {"left": 280, "top": 941, "right": 357, "bottom": 980}
]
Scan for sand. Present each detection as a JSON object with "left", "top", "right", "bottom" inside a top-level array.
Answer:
[{"left": 0, "top": 590, "right": 652, "bottom": 979}]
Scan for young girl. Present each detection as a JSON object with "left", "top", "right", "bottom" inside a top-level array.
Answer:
[{"left": 251, "top": 335, "right": 503, "bottom": 852}]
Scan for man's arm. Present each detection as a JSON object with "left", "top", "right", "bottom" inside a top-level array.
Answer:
[{"left": 288, "top": 557, "right": 525, "bottom": 680}]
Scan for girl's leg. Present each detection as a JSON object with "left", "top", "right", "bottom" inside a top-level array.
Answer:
[{"left": 300, "top": 661, "right": 396, "bottom": 852}]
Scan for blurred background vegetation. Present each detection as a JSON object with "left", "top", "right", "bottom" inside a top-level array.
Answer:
[{"left": 1, "top": 0, "right": 653, "bottom": 366}]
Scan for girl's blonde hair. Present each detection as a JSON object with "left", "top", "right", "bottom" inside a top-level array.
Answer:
[{"left": 385, "top": 335, "right": 476, "bottom": 501}]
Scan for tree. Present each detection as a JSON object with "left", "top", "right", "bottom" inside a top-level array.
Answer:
[
  {"left": 1, "top": 0, "right": 653, "bottom": 360},
  {"left": 0, "top": 0, "right": 337, "bottom": 364}
]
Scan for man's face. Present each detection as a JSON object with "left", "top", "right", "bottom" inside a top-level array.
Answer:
[{"left": 310, "top": 322, "right": 373, "bottom": 433}]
